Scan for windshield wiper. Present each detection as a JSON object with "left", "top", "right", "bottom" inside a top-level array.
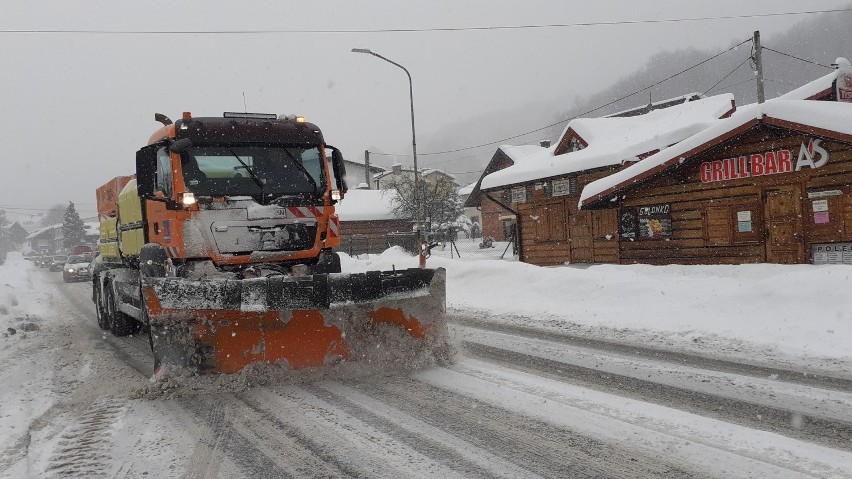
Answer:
[
  {"left": 226, "top": 148, "right": 265, "bottom": 194},
  {"left": 280, "top": 148, "right": 318, "bottom": 195}
]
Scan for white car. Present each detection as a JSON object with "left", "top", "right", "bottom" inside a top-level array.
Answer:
[{"left": 63, "top": 255, "right": 92, "bottom": 283}]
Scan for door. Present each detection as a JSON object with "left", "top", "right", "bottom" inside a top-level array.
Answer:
[
  {"left": 569, "top": 210, "right": 593, "bottom": 263},
  {"left": 764, "top": 185, "right": 804, "bottom": 264}
]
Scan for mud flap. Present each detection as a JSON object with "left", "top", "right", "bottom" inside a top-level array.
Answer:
[{"left": 141, "top": 268, "right": 447, "bottom": 374}]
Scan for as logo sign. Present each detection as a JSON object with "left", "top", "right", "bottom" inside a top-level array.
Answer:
[
  {"left": 795, "top": 138, "right": 829, "bottom": 171},
  {"left": 700, "top": 138, "right": 830, "bottom": 183}
]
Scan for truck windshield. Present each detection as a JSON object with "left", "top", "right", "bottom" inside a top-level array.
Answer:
[{"left": 180, "top": 145, "right": 324, "bottom": 199}]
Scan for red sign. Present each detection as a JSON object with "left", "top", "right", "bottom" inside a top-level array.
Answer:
[
  {"left": 700, "top": 139, "right": 829, "bottom": 183},
  {"left": 837, "top": 74, "right": 852, "bottom": 103}
]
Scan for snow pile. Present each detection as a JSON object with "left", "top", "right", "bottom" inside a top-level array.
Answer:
[
  {"left": 0, "top": 253, "right": 53, "bottom": 341},
  {"left": 0, "top": 253, "right": 60, "bottom": 474},
  {"left": 340, "top": 248, "right": 852, "bottom": 371}
]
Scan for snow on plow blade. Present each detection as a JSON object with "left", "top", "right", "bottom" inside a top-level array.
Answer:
[{"left": 141, "top": 268, "right": 447, "bottom": 374}]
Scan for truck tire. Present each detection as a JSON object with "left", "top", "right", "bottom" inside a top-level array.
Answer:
[
  {"left": 106, "top": 283, "right": 139, "bottom": 337},
  {"left": 139, "top": 243, "right": 167, "bottom": 278},
  {"left": 94, "top": 281, "right": 110, "bottom": 331}
]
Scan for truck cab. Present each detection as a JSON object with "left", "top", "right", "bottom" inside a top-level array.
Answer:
[{"left": 126, "top": 112, "right": 348, "bottom": 275}]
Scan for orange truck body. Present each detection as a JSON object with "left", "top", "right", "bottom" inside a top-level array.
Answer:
[{"left": 92, "top": 112, "right": 448, "bottom": 375}]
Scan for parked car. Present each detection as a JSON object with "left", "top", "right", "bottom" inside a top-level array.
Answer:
[
  {"left": 48, "top": 255, "right": 68, "bottom": 272},
  {"left": 62, "top": 255, "right": 92, "bottom": 282}
]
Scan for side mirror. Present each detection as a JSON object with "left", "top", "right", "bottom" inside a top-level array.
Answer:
[
  {"left": 136, "top": 145, "right": 158, "bottom": 198},
  {"left": 169, "top": 138, "right": 192, "bottom": 153},
  {"left": 328, "top": 146, "right": 348, "bottom": 194}
]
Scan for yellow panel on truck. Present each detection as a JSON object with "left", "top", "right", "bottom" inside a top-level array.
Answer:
[
  {"left": 96, "top": 175, "right": 134, "bottom": 260},
  {"left": 117, "top": 180, "right": 144, "bottom": 257}
]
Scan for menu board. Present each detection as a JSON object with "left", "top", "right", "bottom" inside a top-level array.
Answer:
[{"left": 812, "top": 243, "right": 852, "bottom": 265}]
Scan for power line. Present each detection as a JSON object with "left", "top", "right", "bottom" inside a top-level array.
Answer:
[
  {"left": 1, "top": 8, "right": 849, "bottom": 35},
  {"left": 762, "top": 46, "right": 834, "bottom": 69},
  {"left": 702, "top": 54, "right": 752, "bottom": 96},
  {"left": 379, "top": 37, "right": 752, "bottom": 158},
  {"left": 705, "top": 77, "right": 758, "bottom": 94}
]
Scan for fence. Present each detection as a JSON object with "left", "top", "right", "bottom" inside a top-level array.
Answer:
[{"left": 340, "top": 227, "right": 518, "bottom": 262}]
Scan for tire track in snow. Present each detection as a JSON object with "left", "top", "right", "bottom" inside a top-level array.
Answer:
[
  {"left": 420, "top": 359, "right": 852, "bottom": 479},
  {"left": 45, "top": 399, "right": 124, "bottom": 478},
  {"left": 51, "top": 277, "right": 277, "bottom": 478},
  {"left": 243, "top": 386, "right": 469, "bottom": 478},
  {"left": 306, "top": 381, "right": 542, "bottom": 479},
  {"left": 338, "top": 375, "right": 700, "bottom": 478},
  {"left": 450, "top": 315, "right": 852, "bottom": 390},
  {"left": 457, "top": 325, "right": 852, "bottom": 451},
  {"left": 183, "top": 394, "right": 349, "bottom": 479}
]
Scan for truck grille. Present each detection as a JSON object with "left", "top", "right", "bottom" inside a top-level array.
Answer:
[{"left": 211, "top": 222, "right": 317, "bottom": 254}]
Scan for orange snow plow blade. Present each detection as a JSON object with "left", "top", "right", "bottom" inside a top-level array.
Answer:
[{"left": 141, "top": 268, "right": 448, "bottom": 374}]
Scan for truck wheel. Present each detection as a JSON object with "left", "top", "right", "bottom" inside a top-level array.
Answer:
[
  {"left": 139, "top": 243, "right": 167, "bottom": 278},
  {"left": 106, "top": 284, "right": 139, "bottom": 337},
  {"left": 94, "top": 282, "right": 110, "bottom": 331}
]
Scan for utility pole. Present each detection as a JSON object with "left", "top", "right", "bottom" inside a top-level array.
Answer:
[
  {"left": 753, "top": 30, "right": 765, "bottom": 104},
  {"left": 364, "top": 150, "right": 371, "bottom": 189}
]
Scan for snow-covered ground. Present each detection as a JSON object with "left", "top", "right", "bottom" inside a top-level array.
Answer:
[
  {"left": 1, "top": 250, "right": 851, "bottom": 478},
  {"left": 341, "top": 247, "right": 852, "bottom": 376}
]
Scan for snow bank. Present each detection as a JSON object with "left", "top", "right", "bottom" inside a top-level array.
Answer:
[{"left": 341, "top": 248, "right": 852, "bottom": 368}]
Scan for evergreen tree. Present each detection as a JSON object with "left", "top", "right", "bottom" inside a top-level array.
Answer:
[
  {"left": 0, "top": 210, "right": 10, "bottom": 258},
  {"left": 62, "top": 202, "right": 86, "bottom": 249},
  {"left": 7, "top": 222, "right": 28, "bottom": 245}
]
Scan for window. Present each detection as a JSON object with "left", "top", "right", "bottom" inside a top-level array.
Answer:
[
  {"left": 511, "top": 187, "right": 527, "bottom": 204},
  {"left": 552, "top": 178, "right": 576, "bottom": 197},
  {"left": 155, "top": 147, "right": 172, "bottom": 197},
  {"left": 180, "top": 145, "right": 325, "bottom": 199}
]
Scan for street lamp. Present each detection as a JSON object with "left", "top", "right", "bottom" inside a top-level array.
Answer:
[{"left": 351, "top": 48, "right": 425, "bottom": 266}]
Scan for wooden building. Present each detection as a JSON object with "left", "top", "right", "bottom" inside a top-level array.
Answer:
[
  {"left": 580, "top": 99, "right": 852, "bottom": 265},
  {"left": 335, "top": 188, "right": 412, "bottom": 255},
  {"left": 466, "top": 93, "right": 736, "bottom": 265}
]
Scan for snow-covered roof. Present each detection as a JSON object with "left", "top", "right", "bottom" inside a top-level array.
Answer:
[
  {"left": 374, "top": 166, "right": 457, "bottom": 182},
  {"left": 580, "top": 99, "right": 852, "bottom": 207},
  {"left": 457, "top": 182, "right": 476, "bottom": 196},
  {"left": 479, "top": 94, "right": 735, "bottom": 191},
  {"left": 342, "top": 157, "right": 386, "bottom": 171},
  {"left": 603, "top": 92, "right": 703, "bottom": 118},
  {"left": 776, "top": 57, "right": 849, "bottom": 101},
  {"left": 335, "top": 189, "right": 408, "bottom": 222},
  {"left": 777, "top": 70, "right": 837, "bottom": 101},
  {"left": 24, "top": 223, "right": 60, "bottom": 241}
]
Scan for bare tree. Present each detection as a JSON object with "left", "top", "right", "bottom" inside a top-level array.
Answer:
[
  {"left": 40, "top": 204, "right": 65, "bottom": 227},
  {"left": 385, "top": 174, "right": 463, "bottom": 237}
]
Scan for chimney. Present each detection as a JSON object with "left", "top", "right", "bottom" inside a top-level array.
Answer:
[
  {"left": 540, "top": 140, "right": 551, "bottom": 148},
  {"left": 392, "top": 162, "right": 402, "bottom": 175}
]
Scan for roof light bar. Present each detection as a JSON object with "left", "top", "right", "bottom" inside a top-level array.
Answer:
[
  {"left": 223, "top": 112, "right": 278, "bottom": 120},
  {"left": 278, "top": 114, "right": 307, "bottom": 123}
]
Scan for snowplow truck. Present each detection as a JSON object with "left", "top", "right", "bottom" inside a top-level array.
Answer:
[{"left": 93, "top": 111, "right": 447, "bottom": 374}]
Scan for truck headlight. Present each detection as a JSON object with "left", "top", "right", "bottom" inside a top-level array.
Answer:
[
  {"left": 181, "top": 192, "right": 197, "bottom": 206},
  {"left": 67, "top": 268, "right": 74, "bottom": 273}
]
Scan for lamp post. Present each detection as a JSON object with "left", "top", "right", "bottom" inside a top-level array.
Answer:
[{"left": 351, "top": 48, "right": 425, "bottom": 266}]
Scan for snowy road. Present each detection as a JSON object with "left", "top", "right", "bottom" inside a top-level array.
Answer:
[{"left": 2, "top": 258, "right": 852, "bottom": 478}]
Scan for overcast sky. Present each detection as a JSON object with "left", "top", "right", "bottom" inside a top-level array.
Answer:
[{"left": 1, "top": 0, "right": 848, "bottom": 222}]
